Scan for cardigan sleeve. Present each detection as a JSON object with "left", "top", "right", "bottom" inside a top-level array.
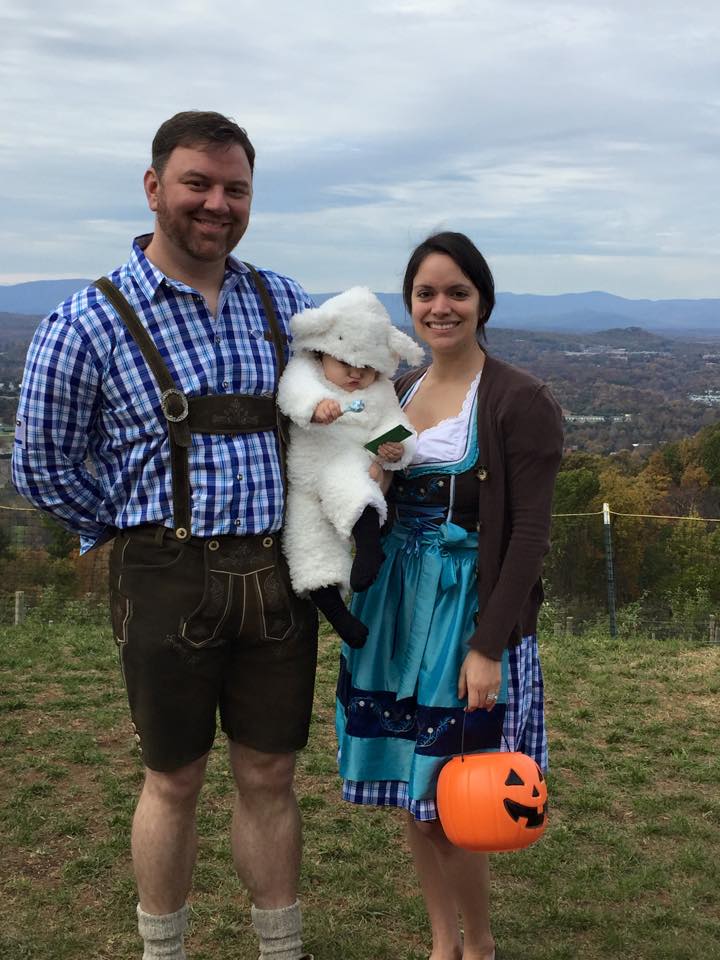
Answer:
[{"left": 470, "top": 382, "right": 564, "bottom": 659}]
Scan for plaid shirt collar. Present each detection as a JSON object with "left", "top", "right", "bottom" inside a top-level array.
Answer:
[{"left": 127, "top": 233, "right": 249, "bottom": 302}]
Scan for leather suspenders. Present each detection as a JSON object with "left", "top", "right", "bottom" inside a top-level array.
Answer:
[{"left": 94, "top": 265, "right": 289, "bottom": 540}]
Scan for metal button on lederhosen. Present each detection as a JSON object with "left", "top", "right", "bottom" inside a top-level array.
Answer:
[{"left": 178, "top": 532, "right": 298, "bottom": 648}]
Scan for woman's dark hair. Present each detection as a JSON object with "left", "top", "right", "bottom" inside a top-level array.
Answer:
[
  {"left": 402, "top": 232, "right": 495, "bottom": 338},
  {"left": 151, "top": 110, "right": 255, "bottom": 177}
]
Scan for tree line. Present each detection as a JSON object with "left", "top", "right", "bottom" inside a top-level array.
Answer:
[{"left": 546, "top": 420, "right": 720, "bottom": 629}]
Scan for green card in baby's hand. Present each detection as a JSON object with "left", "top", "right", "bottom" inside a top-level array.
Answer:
[{"left": 364, "top": 424, "right": 413, "bottom": 454}]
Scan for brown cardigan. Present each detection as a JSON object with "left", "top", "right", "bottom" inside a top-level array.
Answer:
[{"left": 394, "top": 353, "right": 564, "bottom": 661}]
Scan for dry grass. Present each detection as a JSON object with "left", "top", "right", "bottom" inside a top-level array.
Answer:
[{"left": 1, "top": 602, "right": 719, "bottom": 959}]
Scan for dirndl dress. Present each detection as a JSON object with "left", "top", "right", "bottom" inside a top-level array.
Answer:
[{"left": 335, "top": 373, "right": 548, "bottom": 820}]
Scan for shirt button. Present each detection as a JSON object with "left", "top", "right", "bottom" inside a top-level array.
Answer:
[
  {"left": 236, "top": 473, "right": 243, "bottom": 481},
  {"left": 215, "top": 337, "right": 221, "bottom": 345},
  {"left": 234, "top": 519, "right": 241, "bottom": 526},
  {"left": 223, "top": 381, "right": 229, "bottom": 389}
]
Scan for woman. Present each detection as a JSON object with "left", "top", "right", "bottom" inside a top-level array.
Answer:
[{"left": 335, "top": 232, "right": 563, "bottom": 960}]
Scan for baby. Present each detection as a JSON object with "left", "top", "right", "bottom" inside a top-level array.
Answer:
[{"left": 277, "top": 286, "right": 423, "bottom": 647}]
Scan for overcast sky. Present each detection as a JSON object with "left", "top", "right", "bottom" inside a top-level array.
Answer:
[{"left": 2, "top": 0, "right": 719, "bottom": 298}]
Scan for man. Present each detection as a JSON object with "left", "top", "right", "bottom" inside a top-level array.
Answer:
[{"left": 13, "top": 111, "right": 317, "bottom": 960}]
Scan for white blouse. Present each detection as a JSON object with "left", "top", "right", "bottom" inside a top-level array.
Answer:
[{"left": 403, "top": 369, "right": 482, "bottom": 466}]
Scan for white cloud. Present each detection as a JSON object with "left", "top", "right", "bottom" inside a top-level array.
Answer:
[{"left": 1, "top": 0, "right": 719, "bottom": 296}]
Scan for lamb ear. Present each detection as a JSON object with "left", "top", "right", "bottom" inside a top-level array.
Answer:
[
  {"left": 290, "top": 306, "right": 334, "bottom": 339},
  {"left": 388, "top": 327, "right": 424, "bottom": 365}
]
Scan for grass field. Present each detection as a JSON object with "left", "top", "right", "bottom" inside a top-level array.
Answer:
[{"left": 1, "top": 596, "right": 719, "bottom": 960}]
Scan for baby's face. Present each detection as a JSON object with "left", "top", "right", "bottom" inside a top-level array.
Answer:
[{"left": 321, "top": 355, "right": 377, "bottom": 392}]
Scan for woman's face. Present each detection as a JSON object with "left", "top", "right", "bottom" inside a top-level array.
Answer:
[{"left": 409, "top": 252, "right": 483, "bottom": 356}]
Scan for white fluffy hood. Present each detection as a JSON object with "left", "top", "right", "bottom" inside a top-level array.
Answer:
[{"left": 290, "top": 286, "right": 423, "bottom": 377}]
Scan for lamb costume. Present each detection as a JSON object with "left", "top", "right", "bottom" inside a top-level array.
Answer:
[{"left": 277, "top": 287, "right": 423, "bottom": 643}]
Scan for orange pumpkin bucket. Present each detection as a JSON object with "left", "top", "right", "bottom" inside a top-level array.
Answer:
[{"left": 437, "top": 750, "right": 548, "bottom": 852}]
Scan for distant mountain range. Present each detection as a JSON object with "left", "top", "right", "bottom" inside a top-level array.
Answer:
[
  {"left": 1, "top": 279, "right": 718, "bottom": 336},
  {"left": 0, "top": 280, "right": 90, "bottom": 316},
  {"left": 322, "top": 291, "right": 720, "bottom": 337}
]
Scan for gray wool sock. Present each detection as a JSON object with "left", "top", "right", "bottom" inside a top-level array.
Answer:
[
  {"left": 251, "top": 900, "right": 308, "bottom": 960},
  {"left": 136, "top": 904, "right": 188, "bottom": 960}
]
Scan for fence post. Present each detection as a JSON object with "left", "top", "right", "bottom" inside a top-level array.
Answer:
[
  {"left": 710, "top": 615, "right": 717, "bottom": 644},
  {"left": 603, "top": 502, "right": 618, "bottom": 639},
  {"left": 565, "top": 617, "right": 574, "bottom": 636},
  {"left": 14, "top": 590, "right": 26, "bottom": 626}
]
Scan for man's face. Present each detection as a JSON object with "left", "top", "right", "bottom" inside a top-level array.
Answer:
[{"left": 144, "top": 142, "right": 253, "bottom": 265}]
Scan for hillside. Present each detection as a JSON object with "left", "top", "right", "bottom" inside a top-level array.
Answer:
[
  {"left": 2, "top": 311, "right": 718, "bottom": 456},
  {"left": 0, "top": 279, "right": 90, "bottom": 315},
  {"left": 486, "top": 326, "right": 720, "bottom": 454},
  {"left": 0, "top": 312, "right": 42, "bottom": 341},
  {"left": 493, "top": 290, "right": 720, "bottom": 334}
]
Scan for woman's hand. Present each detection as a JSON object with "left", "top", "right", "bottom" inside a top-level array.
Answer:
[
  {"left": 368, "top": 461, "right": 383, "bottom": 483},
  {"left": 311, "top": 399, "right": 342, "bottom": 424},
  {"left": 377, "top": 441, "right": 404, "bottom": 462},
  {"left": 458, "top": 649, "right": 502, "bottom": 711},
  {"left": 369, "top": 460, "right": 393, "bottom": 493}
]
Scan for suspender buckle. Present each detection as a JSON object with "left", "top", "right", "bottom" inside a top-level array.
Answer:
[{"left": 161, "top": 388, "right": 189, "bottom": 423}]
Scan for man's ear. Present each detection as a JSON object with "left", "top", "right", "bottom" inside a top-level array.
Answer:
[{"left": 144, "top": 167, "right": 160, "bottom": 212}]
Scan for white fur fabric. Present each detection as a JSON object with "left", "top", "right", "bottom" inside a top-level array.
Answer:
[
  {"left": 288, "top": 286, "right": 423, "bottom": 377},
  {"left": 278, "top": 353, "right": 417, "bottom": 595}
]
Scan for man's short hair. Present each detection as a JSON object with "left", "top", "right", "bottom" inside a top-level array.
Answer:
[{"left": 151, "top": 110, "right": 255, "bottom": 177}]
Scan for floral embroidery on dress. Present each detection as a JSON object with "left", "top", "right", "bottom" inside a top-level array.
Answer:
[
  {"left": 349, "top": 696, "right": 415, "bottom": 734},
  {"left": 416, "top": 714, "right": 458, "bottom": 748}
]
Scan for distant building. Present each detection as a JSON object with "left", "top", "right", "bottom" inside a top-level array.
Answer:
[
  {"left": 564, "top": 413, "right": 633, "bottom": 424},
  {"left": 688, "top": 391, "right": 720, "bottom": 406}
]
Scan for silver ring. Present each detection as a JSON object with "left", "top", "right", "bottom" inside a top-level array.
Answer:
[{"left": 486, "top": 691, "right": 498, "bottom": 701}]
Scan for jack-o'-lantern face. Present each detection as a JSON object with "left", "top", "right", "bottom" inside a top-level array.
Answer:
[
  {"left": 437, "top": 751, "right": 549, "bottom": 852},
  {"left": 503, "top": 764, "right": 547, "bottom": 828}
]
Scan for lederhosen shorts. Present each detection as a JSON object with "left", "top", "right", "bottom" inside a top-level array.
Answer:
[
  {"left": 109, "top": 524, "right": 317, "bottom": 771},
  {"left": 97, "top": 268, "right": 317, "bottom": 772}
]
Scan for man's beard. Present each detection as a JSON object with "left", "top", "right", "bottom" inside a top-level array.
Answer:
[{"left": 155, "top": 196, "right": 246, "bottom": 263}]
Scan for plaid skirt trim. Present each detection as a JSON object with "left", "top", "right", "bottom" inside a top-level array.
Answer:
[{"left": 342, "top": 778, "right": 439, "bottom": 821}]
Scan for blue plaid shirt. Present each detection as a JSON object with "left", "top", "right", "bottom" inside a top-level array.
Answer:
[{"left": 12, "top": 235, "right": 314, "bottom": 552}]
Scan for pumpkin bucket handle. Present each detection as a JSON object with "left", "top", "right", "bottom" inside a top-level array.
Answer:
[{"left": 459, "top": 710, "right": 512, "bottom": 761}]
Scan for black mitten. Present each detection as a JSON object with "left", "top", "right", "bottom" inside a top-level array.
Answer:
[
  {"left": 309, "top": 585, "right": 369, "bottom": 648},
  {"left": 350, "top": 505, "right": 385, "bottom": 592}
]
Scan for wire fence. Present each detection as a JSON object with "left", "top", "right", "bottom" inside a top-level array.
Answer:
[
  {"left": 543, "top": 505, "right": 720, "bottom": 642},
  {"left": 1, "top": 501, "right": 719, "bottom": 641},
  {"left": 0, "top": 503, "right": 111, "bottom": 625}
]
